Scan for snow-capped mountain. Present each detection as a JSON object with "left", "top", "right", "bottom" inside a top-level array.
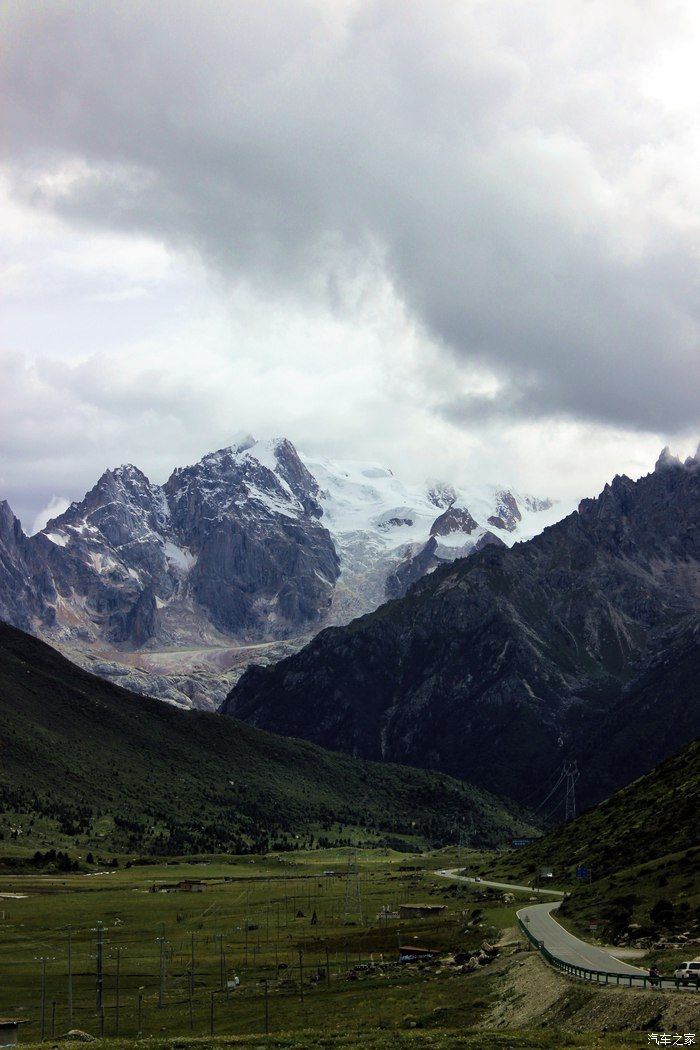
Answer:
[
  {"left": 300, "top": 453, "right": 562, "bottom": 619},
  {"left": 19, "top": 436, "right": 338, "bottom": 649},
  {"left": 0, "top": 436, "right": 561, "bottom": 708},
  {"left": 224, "top": 448, "right": 700, "bottom": 810}
]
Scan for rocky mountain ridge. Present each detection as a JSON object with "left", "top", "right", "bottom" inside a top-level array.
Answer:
[
  {"left": 224, "top": 447, "right": 700, "bottom": 809},
  {"left": 0, "top": 436, "right": 556, "bottom": 707}
]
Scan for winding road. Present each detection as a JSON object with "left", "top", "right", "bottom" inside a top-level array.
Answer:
[{"left": 436, "top": 868, "right": 646, "bottom": 978}]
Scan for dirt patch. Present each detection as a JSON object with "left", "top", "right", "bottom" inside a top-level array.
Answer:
[
  {"left": 497, "top": 926, "right": 520, "bottom": 947},
  {"left": 486, "top": 950, "right": 700, "bottom": 1034}
]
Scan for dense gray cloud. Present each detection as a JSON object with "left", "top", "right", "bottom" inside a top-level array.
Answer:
[
  {"left": 2, "top": 0, "right": 699, "bottom": 434},
  {"left": 1, "top": 1, "right": 699, "bottom": 528}
]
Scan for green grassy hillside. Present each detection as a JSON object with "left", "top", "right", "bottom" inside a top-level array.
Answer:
[
  {"left": 0, "top": 622, "right": 534, "bottom": 862},
  {"left": 499, "top": 739, "right": 699, "bottom": 880},
  {"left": 492, "top": 739, "right": 700, "bottom": 945}
]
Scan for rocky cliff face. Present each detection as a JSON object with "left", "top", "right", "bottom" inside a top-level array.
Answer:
[
  {"left": 0, "top": 437, "right": 555, "bottom": 707},
  {"left": 0, "top": 438, "right": 339, "bottom": 654},
  {"left": 224, "top": 449, "right": 700, "bottom": 808}
]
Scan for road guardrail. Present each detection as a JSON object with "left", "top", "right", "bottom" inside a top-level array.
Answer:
[{"left": 517, "top": 915, "right": 698, "bottom": 992}]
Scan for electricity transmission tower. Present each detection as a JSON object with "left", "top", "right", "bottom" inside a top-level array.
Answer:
[
  {"left": 343, "top": 850, "right": 363, "bottom": 925},
  {"left": 458, "top": 820, "right": 473, "bottom": 874},
  {"left": 563, "top": 760, "right": 580, "bottom": 822}
]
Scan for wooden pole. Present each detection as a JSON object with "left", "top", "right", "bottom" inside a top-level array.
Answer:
[
  {"left": 40, "top": 957, "right": 46, "bottom": 1042},
  {"left": 96, "top": 923, "right": 104, "bottom": 1010},
  {"left": 157, "top": 935, "right": 166, "bottom": 1007},
  {"left": 115, "top": 948, "right": 121, "bottom": 1036},
  {"left": 67, "top": 926, "right": 73, "bottom": 1027},
  {"left": 263, "top": 978, "right": 269, "bottom": 1034}
]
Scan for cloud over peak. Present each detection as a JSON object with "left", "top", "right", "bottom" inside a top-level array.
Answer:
[{"left": 1, "top": 1, "right": 698, "bottom": 522}]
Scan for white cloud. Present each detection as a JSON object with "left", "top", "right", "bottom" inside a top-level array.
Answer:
[
  {"left": 0, "top": 1, "right": 698, "bottom": 527},
  {"left": 30, "top": 495, "right": 70, "bottom": 536}
]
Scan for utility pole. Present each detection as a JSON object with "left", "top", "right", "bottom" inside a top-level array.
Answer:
[
  {"left": 263, "top": 979, "right": 269, "bottom": 1035},
  {"left": 95, "top": 923, "right": 104, "bottom": 1011},
  {"left": 115, "top": 948, "right": 121, "bottom": 1036},
  {"left": 137, "top": 991, "right": 143, "bottom": 1038},
  {"left": 156, "top": 930, "right": 166, "bottom": 1008},
  {"left": 38, "top": 957, "right": 47, "bottom": 1041},
  {"left": 67, "top": 926, "right": 73, "bottom": 1027}
]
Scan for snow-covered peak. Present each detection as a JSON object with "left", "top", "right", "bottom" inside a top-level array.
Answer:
[
  {"left": 229, "top": 431, "right": 257, "bottom": 455},
  {"left": 44, "top": 460, "right": 170, "bottom": 544},
  {"left": 165, "top": 437, "right": 323, "bottom": 525},
  {"left": 427, "top": 480, "right": 457, "bottom": 509},
  {"left": 301, "top": 452, "right": 558, "bottom": 546}
]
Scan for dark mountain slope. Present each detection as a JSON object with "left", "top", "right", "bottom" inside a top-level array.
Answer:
[
  {"left": 495, "top": 739, "right": 696, "bottom": 944},
  {"left": 225, "top": 452, "right": 700, "bottom": 808},
  {"left": 0, "top": 622, "right": 532, "bottom": 855},
  {"left": 579, "top": 616, "right": 700, "bottom": 803},
  {"left": 494, "top": 737, "right": 700, "bottom": 943},
  {"left": 502, "top": 737, "right": 699, "bottom": 881}
]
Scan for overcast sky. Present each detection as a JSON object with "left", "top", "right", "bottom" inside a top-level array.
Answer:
[{"left": 2, "top": 0, "right": 699, "bottom": 531}]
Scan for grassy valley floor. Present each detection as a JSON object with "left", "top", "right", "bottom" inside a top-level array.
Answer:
[{"left": 2, "top": 848, "right": 696, "bottom": 1048}]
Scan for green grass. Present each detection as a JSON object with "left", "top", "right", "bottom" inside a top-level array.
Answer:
[
  {"left": 16, "top": 1033, "right": 649, "bottom": 1049},
  {"left": 0, "top": 623, "right": 536, "bottom": 862},
  {"left": 0, "top": 849, "right": 523, "bottom": 1043},
  {"left": 490, "top": 739, "right": 699, "bottom": 887},
  {"left": 483, "top": 739, "right": 700, "bottom": 955},
  {"left": 555, "top": 847, "right": 700, "bottom": 960}
]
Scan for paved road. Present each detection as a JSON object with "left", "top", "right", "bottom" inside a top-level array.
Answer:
[
  {"left": 435, "top": 868, "right": 564, "bottom": 897},
  {"left": 518, "top": 900, "right": 646, "bottom": 976},
  {"left": 436, "top": 868, "right": 645, "bottom": 977}
]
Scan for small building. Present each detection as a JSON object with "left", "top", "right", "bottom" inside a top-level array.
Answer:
[
  {"left": 177, "top": 879, "right": 205, "bottom": 893},
  {"left": 398, "top": 904, "right": 447, "bottom": 918},
  {"left": 152, "top": 878, "right": 206, "bottom": 894},
  {"left": 0, "top": 1020, "right": 29, "bottom": 1049}
]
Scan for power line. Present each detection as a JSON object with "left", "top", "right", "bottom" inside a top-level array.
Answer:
[{"left": 531, "top": 766, "right": 568, "bottom": 813}]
